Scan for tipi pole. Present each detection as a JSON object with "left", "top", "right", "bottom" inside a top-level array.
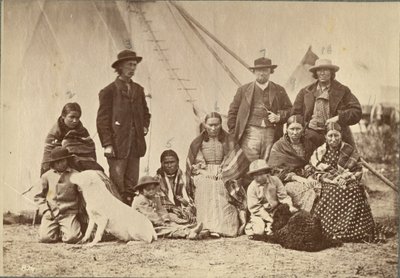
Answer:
[
  {"left": 174, "top": 3, "right": 242, "bottom": 87},
  {"left": 361, "top": 158, "right": 398, "bottom": 193},
  {"left": 169, "top": 1, "right": 251, "bottom": 71}
]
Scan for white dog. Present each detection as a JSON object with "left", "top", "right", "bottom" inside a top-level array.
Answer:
[{"left": 70, "top": 170, "right": 157, "bottom": 246}]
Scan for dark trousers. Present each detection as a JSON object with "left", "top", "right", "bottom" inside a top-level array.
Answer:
[
  {"left": 304, "top": 128, "right": 326, "bottom": 154},
  {"left": 107, "top": 144, "right": 140, "bottom": 205}
]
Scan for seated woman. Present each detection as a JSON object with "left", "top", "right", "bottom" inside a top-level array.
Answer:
[
  {"left": 186, "top": 112, "right": 239, "bottom": 237},
  {"left": 41, "top": 102, "right": 103, "bottom": 176},
  {"left": 41, "top": 102, "right": 122, "bottom": 207},
  {"left": 310, "top": 122, "right": 392, "bottom": 242},
  {"left": 155, "top": 149, "right": 195, "bottom": 224},
  {"left": 268, "top": 115, "right": 319, "bottom": 212}
]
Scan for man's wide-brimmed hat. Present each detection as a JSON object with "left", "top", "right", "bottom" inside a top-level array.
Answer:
[
  {"left": 247, "top": 159, "right": 273, "bottom": 176},
  {"left": 309, "top": 58, "right": 340, "bottom": 73},
  {"left": 111, "top": 50, "right": 142, "bottom": 69},
  {"left": 133, "top": 176, "right": 159, "bottom": 191},
  {"left": 44, "top": 147, "right": 74, "bottom": 163},
  {"left": 249, "top": 57, "right": 278, "bottom": 70}
]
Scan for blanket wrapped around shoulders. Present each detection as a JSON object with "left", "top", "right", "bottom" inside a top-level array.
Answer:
[
  {"left": 41, "top": 117, "right": 98, "bottom": 175},
  {"left": 309, "top": 142, "right": 363, "bottom": 184},
  {"left": 62, "top": 129, "right": 97, "bottom": 160},
  {"left": 268, "top": 134, "right": 314, "bottom": 181}
]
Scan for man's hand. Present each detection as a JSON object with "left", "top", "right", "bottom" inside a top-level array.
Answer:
[
  {"left": 326, "top": 115, "right": 339, "bottom": 124},
  {"left": 289, "top": 206, "right": 299, "bottom": 213},
  {"left": 268, "top": 111, "right": 280, "bottom": 123},
  {"left": 104, "top": 145, "right": 115, "bottom": 158}
]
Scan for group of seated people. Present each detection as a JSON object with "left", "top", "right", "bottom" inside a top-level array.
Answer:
[{"left": 34, "top": 102, "right": 393, "bottom": 245}]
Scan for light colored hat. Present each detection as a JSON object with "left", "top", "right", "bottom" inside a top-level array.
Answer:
[
  {"left": 132, "top": 176, "right": 159, "bottom": 191},
  {"left": 309, "top": 59, "right": 339, "bottom": 73},
  {"left": 247, "top": 159, "right": 272, "bottom": 176}
]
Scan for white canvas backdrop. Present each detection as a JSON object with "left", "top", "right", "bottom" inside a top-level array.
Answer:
[{"left": 1, "top": 0, "right": 399, "bottom": 212}]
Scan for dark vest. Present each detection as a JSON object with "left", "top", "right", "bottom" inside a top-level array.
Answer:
[{"left": 248, "top": 84, "right": 274, "bottom": 127}]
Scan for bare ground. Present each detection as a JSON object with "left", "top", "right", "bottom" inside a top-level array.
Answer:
[{"left": 3, "top": 171, "right": 398, "bottom": 277}]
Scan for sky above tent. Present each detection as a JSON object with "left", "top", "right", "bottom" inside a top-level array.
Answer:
[
  {"left": 1, "top": 0, "right": 399, "bottom": 212},
  {"left": 179, "top": 1, "right": 399, "bottom": 103}
]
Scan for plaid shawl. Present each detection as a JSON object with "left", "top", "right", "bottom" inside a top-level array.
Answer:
[
  {"left": 156, "top": 168, "right": 188, "bottom": 207},
  {"left": 185, "top": 130, "right": 248, "bottom": 209},
  {"left": 310, "top": 142, "right": 362, "bottom": 183}
]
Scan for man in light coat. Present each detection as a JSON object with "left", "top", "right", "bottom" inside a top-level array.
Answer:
[
  {"left": 97, "top": 50, "right": 151, "bottom": 205},
  {"left": 227, "top": 57, "right": 292, "bottom": 162},
  {"left": 291, "top": 58, "right": 362, "bottom": 154}
]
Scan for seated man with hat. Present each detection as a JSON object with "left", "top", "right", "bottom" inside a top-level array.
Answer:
[
  {"left": 34, "top": 147, "right": 83, "bottom": 243},
  {"left": 227, "top": 56, "right": 292, "bottom": 162},
  {"left": 132, "top": 176, "right": 203, "bottom": 240},
  {"left": 292, "top": 58, "right": 362, "bottom": 154},
  {"left": 245, "top": 159, "right": 297, "bottom": 240}
]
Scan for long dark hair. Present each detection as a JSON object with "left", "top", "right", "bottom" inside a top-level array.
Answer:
[
  {"left": 312, "top": 70, "right": 336, "bottom": 81},
  {"left": 160, "top": 149, "right": 179, "bottom": 163},
  {"left": 202, "top": 112, "right": 225, "bottom": 143},
  {"left": 287, "top": 115, "right": 305, "bottom": 128}
]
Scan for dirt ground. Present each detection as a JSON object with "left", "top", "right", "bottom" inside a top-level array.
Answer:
[{"left": 3, "top": 171, "right": 398, "bottom": 278}]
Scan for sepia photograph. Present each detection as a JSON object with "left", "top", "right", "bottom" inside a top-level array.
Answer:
[{"left": 1, "top": 0, "right": 399, "bottom": 277}]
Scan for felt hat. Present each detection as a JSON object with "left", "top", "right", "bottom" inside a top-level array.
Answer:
[
  {"left": 247, "top": 159, "right": 273, "bottom": 176},
  {"left": 111, "top": 50, "right": 142, "bottom": 69},
  {"left": 309, "top": 58, "right": 339, "bottom": 73},
  {"left": 44, "top": 147, "right": 74, "bottom": 163},
  {"left": 133, "top": 176, "right": 159, "bottom": 191},
  {"left": 249, "top": 57, "right": 278, "bottom": 70}
]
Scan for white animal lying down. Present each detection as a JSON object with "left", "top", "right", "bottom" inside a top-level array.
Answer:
[{"left": 70, "top": 170, "right": 157, "bottom": 246}]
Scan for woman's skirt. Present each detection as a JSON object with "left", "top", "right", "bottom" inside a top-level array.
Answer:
[
  {"left": 194, "top": 174, "right": 239, "bottom": 237},
  {"left": 313, "top": 181, "right": 375, "bottom": 242}
]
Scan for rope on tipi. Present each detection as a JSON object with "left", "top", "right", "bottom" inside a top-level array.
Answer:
[{"left": 128, "top": 1, "right": 204, "bottom": 171}]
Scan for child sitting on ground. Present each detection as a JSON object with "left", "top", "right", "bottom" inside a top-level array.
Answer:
[
  {"left": 245, "top": 159, "right": 298, "bottom": 240},
  {"left": 132, "top": 176, "right": 203, "bottom": 240},
  {"left": 34, "top": 147, "right": 83, "bottom": 243}
]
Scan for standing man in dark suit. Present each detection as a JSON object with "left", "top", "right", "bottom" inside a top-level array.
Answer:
[
  {"left": 291, "top": 58, "right": 362, "bottom": 154},
  {"left": 97, "top": 50, "right": 151, "bottom": 205},
  {"left": 227, "top": 57, "right": 292, "bottom": 162}
]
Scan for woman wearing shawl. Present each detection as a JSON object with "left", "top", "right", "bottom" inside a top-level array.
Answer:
[
  {"left": 186, "top": 112, "right": 240, "bottom": 237},
  {"left": 310, "top": 122, "right": 393, "bottom": 242},
  {"left": 41, "top": 102, "right": 103, "bottom": 176},
  {"left": 268, "top": 115, "right": 319, "bottom": 212},
  {"left": 41, "top": 102, "right": 121, "bottom": 202}
]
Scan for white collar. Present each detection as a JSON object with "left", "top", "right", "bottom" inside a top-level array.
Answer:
[{"left": 256, "top": 81, "right": 269, "bottom": 91}]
